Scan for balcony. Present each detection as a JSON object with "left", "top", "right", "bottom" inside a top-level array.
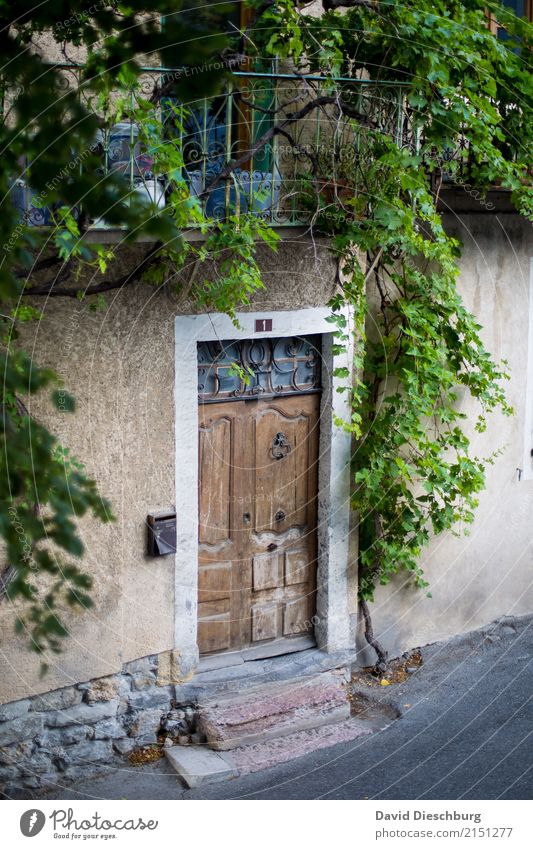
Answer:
[{"left": 4, "top": 64, "right": 420, "bottom": 231}]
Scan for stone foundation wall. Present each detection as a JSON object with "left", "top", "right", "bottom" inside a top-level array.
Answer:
[{"left": 0, "top": 654, "right": 200, "bottom": 798}]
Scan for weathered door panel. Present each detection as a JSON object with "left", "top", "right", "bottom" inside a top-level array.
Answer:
[
  {"left": 198, "top": 402, "right": 248, "bottom": 655},
  {"left": 197, "top": 372, "right": 320, "bottom": 656},
  {"left": 252, "top": 400, "right": 316, "bottom": 533},
  {"left": 247, "top": 395, "right": 319, "bottom": 646}
]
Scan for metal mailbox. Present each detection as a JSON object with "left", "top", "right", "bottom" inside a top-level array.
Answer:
[{"left": 147, "top": 511, "right": 176, "bottom": 557}]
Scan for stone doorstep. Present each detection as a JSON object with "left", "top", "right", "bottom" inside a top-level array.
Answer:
[
  {"left": 197, "top": 671, "right": 350, "bottom": 750},
  {"left": 165, "top": 716, "right": 373, "bottom": 787},
  {"left": 207, "top": 704, "right": 350, "bottom": 751},
  {"left": 196, "top": 636, "right": 317, "bottom": 673},
  {"left": 198, "top": 670, "right": 347, "bottom": 713},
  {"left": 189, "top": 648, "right": 358, "bottom": 694}
]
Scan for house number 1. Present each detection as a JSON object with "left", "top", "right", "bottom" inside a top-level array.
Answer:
[{"left": 255, "top": 318, "right": 273, "bottom": 332}]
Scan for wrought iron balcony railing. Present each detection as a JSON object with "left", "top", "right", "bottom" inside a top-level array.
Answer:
[{"left": 3, "top": 64, "right": 421, "bottom": 230}]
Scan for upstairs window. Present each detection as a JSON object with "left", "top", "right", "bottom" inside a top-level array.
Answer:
[{"left": 487, "top": 0, "right": 532, "bottom": 40}]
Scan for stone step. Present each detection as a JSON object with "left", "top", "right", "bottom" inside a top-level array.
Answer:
[
  {"left": 174, "top": 648, "right": 358, "bottom": 706},
  {"left": 230, "top": 715, "right": 372, "bottom": 775},
  {"left": 165, "top": 716, "right": 373, "bottom": 787},
  {"left": 197, "top": 671, "right": 350, "bottom": 751},
  {"left": 165, "top": 745, "right": 238, "bottom": 789}
]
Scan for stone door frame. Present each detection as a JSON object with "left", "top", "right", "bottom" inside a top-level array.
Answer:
[{"left": 174, "top": 307, "right": 356, "bottom": 672}]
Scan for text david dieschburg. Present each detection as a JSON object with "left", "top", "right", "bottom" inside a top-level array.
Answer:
[{"left": 376, "top": 811, "right": 481, "bottom": 824}]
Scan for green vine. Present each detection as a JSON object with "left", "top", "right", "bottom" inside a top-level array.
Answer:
[
  {"left": 324, "top": 139, "right": 515, "bottom": 612},
  {"left": 251, "top": 0, "right": 532, "bottom": 664}
]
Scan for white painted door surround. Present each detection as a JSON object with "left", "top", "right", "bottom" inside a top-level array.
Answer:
[{"left": 174, "top": 308, "right": 356, "bottom": 670}]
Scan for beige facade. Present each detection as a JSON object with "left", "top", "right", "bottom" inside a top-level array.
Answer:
[
  {"left": 358, "top": 212, "right": 533, "bottom": 661},
  {"left": 1, "top": 213, "right": 532, "bottom": 704},
  {"left": 0, "top": 237, "right": 337, "bottom": 702}
]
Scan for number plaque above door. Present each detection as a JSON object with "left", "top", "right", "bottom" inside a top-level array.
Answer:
[{"left": 197, "top": 335, "right": 321, "bottom": 403}]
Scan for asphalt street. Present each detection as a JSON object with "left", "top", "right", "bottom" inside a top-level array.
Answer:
[{"left": 43, "top": 615, "right": 532, "bottom": 801}]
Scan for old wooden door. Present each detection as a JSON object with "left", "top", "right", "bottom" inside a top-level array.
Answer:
[{"left": 197, "top": 336, "right": 321, "bottom": 657}]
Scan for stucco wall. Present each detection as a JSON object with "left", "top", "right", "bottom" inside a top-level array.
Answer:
[
  {"left": 358, "top": 213, "right": 533, "bottom": 662},
  {"left": 0, "top": 236, "right": 336, "bottom": 703},
  {"left": 3, "top": 212, "right": 533, "bottom": 701}
]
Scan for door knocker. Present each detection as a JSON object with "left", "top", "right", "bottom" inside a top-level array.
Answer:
[{"left": 271, "top": 431, "right": 291, "bottom": 460}]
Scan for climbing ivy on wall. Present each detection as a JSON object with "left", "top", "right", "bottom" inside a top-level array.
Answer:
[
  {"left": 249, "top": 0, "right": 532, "bottom": 665},
  {"left": 324, "top": 140, "right": 515, "bottom": 660}
]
